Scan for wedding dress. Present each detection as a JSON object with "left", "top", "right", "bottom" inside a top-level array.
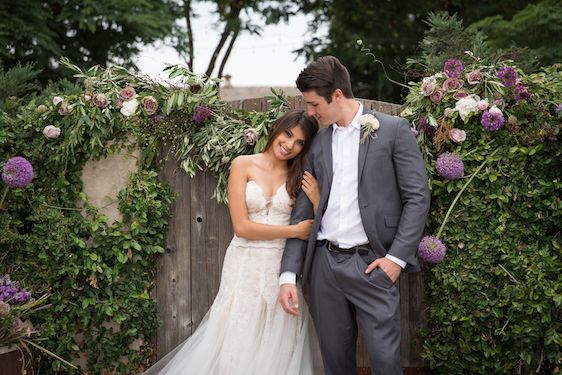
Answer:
[{"left": 144, "top": 180, "right": 316, "bottom": 375}]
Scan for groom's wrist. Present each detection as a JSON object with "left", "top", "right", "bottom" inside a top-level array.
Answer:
[
  {"left": 279, "top": 272, "right": 297, "bottom": 285},
  {"left": 385, "top": 254, "right": 406, "bottom": 269}
]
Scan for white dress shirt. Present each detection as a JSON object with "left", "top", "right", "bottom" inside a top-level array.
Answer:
[{"left": 280, "top": 103, "right": 405, "bottom": 285}]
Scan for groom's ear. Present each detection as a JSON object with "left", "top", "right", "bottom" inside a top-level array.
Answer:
[{"left": 332, "top": 89, "right": 343, "bottom": 102}]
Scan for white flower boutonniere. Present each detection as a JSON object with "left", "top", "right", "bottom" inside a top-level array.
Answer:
[{"left": 359, "top": 114, "right": 380, "bottom": 143}]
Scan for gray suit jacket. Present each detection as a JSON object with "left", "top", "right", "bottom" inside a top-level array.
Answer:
[{"left": 281, "top": 109, "right": 430, "bottom": 283}]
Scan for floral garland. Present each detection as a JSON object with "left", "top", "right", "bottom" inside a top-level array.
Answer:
[{"left": 401, "top": 54, "right": 560, "bottom": 263}]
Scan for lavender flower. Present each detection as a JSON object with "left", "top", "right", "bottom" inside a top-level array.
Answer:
[
  {"left": 192, "top": 105, "right": 211, "bottom": 124},
  {"left": 444, "top": 59, "right": 463, "bottom": 79},
  {"left": 496, "top": 66, "right": 518, "bottom": 88},
  {"left": 512, "top": 84, "right": 531, "bottom": 102},
  {"left": 436, "top": 153, "right": 464, "bottom": 180},
  {"left": 481, "top": 106, "right": 505, "bottom": 131},
  {"left": 2, "top": 156, "right": 33, "bottom": 188},
  {"left": 418, "top": 235, "right": 446, "bottom": 263},
  {"left": 418, "top": 116, "right": 435, "bottom": 136}
]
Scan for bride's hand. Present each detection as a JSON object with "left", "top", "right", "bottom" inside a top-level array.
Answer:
[
  {"left": 293, "top": 219, "right": 313, "bottom": 240},
  {"left": 302, "top": 171, "right": 320, "bottom": 213}
]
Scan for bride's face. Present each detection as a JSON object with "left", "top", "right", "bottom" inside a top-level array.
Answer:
[{"left": 271, "top": 125, "right": 306, "bottom": 161}]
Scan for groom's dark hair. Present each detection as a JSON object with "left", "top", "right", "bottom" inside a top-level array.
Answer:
[{"left": 296, "top": 56, "right": 354, "bottom": 103}]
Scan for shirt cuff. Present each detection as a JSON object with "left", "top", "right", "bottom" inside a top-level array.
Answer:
[
  {"left": 279, "top": 272, "right": 297, "bottom": 285},
  {"left": 385, "top": 254, "right": 406, "bottom": 269}
]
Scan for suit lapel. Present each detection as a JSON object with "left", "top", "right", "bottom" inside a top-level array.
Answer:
[
  {"left": 358, "top": 108, "right": 373, "bottom": 184},
  {"left": 321, "top": 127, "right": 333, "bottom": 187}
]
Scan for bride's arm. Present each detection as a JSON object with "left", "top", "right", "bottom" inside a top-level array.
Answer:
[{"left": 228, "top": 157, "right": 312, "bottom": 241}]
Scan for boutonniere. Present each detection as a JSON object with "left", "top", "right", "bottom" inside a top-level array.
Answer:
[{"left": 359, "top": 114, "right": 380, "bottom": 143}]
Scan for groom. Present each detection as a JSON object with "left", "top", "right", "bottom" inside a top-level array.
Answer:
[{"left": 279, "top": 56, "right": 430, "bottom": 375}]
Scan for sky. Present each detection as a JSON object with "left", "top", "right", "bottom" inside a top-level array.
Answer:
[{"left": 135, "top": 4, "right": 326, "bottom": 87}]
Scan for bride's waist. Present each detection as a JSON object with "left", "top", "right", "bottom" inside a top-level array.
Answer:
[{"left": 230, "top": 235, "right": 287, "bottom": 249}]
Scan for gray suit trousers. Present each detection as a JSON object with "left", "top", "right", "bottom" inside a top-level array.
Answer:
[{"left": 309, "top": 242, "right": 402, "bottom": 375}]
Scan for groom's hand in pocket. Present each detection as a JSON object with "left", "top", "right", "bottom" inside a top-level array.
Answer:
[
  {"left": 279, "top": 284, "right": 300, "bottom": 316},
  {"left": 365, "top": 257, "right": 401, "bottom": 283}
]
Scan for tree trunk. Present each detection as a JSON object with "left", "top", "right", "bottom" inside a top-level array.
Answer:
[
  {"left": 217, "top": 26, "right": 240, "bottom": 79},
  {"left": 183, "top": 0, "right": 194, "bottom": 70}
]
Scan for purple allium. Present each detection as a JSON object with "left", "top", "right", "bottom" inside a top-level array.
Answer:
[
  {"left": 481, "top": 107, "right": 505, "bottom": 131},
  {"left": 496, "top": 66, "right": 518, "bottom": 88},
  {"left": 512, "top": 84, "right": 531, "bottom": 102},
  {"left": 192, "top": 105, "right": 211, "bottom": 124},
  {"left": 418, "top": 235, "right": 446, "bottom": 263},
  {"left": 443, "top": 59, "right": 463, "bottom": 79},
  {"left": 435, "top": 152, "right": 464, "bottom": 180},
  {"left": 418, "top": 116, "right": 435, "bottom": 136},
  {"left": 2, "top": 157, "right": 33, "bottom": 188}
]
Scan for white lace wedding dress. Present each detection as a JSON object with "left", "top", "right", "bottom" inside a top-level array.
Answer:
[{"left": 144, "top": 181, "right": 316, "bottom": 375}]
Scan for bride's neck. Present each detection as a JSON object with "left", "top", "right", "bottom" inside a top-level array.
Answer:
[{"left": 261, "top": 150, "right": 288, "bottom": 170}]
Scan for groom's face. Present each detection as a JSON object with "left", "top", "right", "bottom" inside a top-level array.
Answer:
[{"left": 302, "top": 90, "right": 338, "bottom": 127}]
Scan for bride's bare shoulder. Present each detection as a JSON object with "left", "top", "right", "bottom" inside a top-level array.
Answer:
[{"left": 231, "top": 154, "right": 261, "bottom": 168}]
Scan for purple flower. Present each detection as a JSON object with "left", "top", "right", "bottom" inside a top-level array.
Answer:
[
  {"left": 444, "top": 59, "right": 463, "bottom": 79},
  {"left": 512, "top": 84, "right": 531, "bottom": 102},
  {"left": 192, "top": 105, "right": 211, "bottom": 124},
  {"left": 418, "top": 116, "right": 435, "bottom": 136},
  {"left": 0, "top": 275, "right": 31, "bottom": 304},
  {"left": 436, "top": 153, "right": 464, "bottom": 180},
  {"left": 481, "top": 106, "right": 505, "bottom": 131},
  {"left": 555, "top": 104, "right": 562, "bottom": 116},
  {"left": 418, "top": 235, "right": 446, "bottom": 263},
  {"left": 496, "top": 66, "right": 518, "bottom": 88},
  {"left": 2, "top": 156, "right": 34, "bottom": 188}
]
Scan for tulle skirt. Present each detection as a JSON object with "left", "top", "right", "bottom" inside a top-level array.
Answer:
[{"left": 143, "top": 236, "right": 317, "bottom": 375}]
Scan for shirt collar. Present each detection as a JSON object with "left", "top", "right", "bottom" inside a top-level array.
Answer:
[{"left": 331, "top": 102, "right": 363, "bottom": 133}]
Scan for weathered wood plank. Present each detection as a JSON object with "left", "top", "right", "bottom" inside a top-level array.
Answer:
[{"left": 156, "top": 149, "right": 193, "bottom": 359}]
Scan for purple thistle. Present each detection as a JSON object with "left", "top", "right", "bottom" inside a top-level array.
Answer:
[
  {"left": 496, "top": 66, "right": 518, "bottom": 88},
  {"left": 436, "top": 153, "right": 464, "bottom": 180},
  {"left": 443, "top": 59, "right": 463, "bottom": 79},
  {"left": 192, "top": 105, "right": 211, "bottom": 124},
  {"left": 2, "top": 156, "right": 33, "bottom": 188},
  {"left": 418, "top": 235, "right": 446, "bottom": 263},
  {"left": 512, "top": 84, "right": 531, "bottom": 102},
  {"left": 418, "top": 116, "right": 435, "bottom": 136},
  {"left": 481, "top": 108, "right": 505, "bottom": 131}
]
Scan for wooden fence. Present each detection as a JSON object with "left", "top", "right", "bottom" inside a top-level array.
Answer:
[{"left": 155, "top": 96, "right": 428, "bottom": 372}]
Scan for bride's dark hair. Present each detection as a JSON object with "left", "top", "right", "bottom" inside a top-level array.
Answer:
[{"left": 263, "top": 110, "right": 319, "bottom": 200}]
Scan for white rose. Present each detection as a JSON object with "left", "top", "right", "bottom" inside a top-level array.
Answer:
[
  {"left": 454, "top": 95, "right": 479, "bottom": 121},
  {"left": 43, "top": 125, "right": 61, "bottom": 139},
  {"left": 449, "top": 128, "right": 466, "bottom": 143},
  {"left": 120, "top": 98, "right": 139, "bottom": 117}
]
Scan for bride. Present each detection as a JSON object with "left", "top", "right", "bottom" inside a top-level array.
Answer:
[{"left": 144, "top": 109, "right": 320, "bottom": 374}]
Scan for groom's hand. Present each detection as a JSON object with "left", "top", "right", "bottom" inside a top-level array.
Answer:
[
  {"left": 365, "top": 257, "right": 401, "bottom": 283},
  {"left": 279, "top": 284, "right": 301, "bottom": 316}
]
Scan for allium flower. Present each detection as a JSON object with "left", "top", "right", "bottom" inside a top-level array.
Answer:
[
  {"left": 436, "top": 152, "right": 464, "bottom": 180},
  {"left": 142, "top": 96, "right": 159, "bottom": 115},
  {"left": 35, "top": 104, "right": 48, "bottom": 113},
  {"left": 120, "top": 98, "right": 139, "bottom": 117},
  {"left": 449, "top": 128, "right": 466, "bottom": 143},
  {"left": 243, "top": 128, "right": 258, "bottom": 146},
  {"left": 2, "top": 157, "right": 34, "bottom": 188},
  {"left": 512, "top": 84, "right": 531, "bottom": 102},
  {"left": 442, "top": 78, "right": 463, "bottom": 92},
  {"left": 496, "top": 66, "right": 518, "bottom": 88},
  {"left": 430, "top": 89, "right": 444, "bottom": 103},
  {"left": 192, "top": 105, "right": 211, "bottom": 123},
  {"left": 477, "top": 99, "right": 489, "bottom": 111},
  {"left": 455, "top": 95, "right": 479, "bottom": 121},
  {"left": 444, "top": 59, "right": 463, "bottom": 79},
  {"left": 481, "top": 106, "right": 505, "bottom": 131},
  {"left": 93, "top": 93, "right": 108, "bottom": 108},
  {"left": 52, "top": 96, "right": 63, "bottom": 106},
  {"left": 418, "top": 116, "right": 435, "bottom": 136},
  {"left": 465, "top": 70, "right": 482, "bottom": 85},
  {"left": 119, "top": 86, "right": 136, "bottom": 101},
  {"left": 42, "top": 125, "right": 61, "bottom": 139},
  {"left": 418, "top": 235, "right": 446, "bottom": 263}
]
